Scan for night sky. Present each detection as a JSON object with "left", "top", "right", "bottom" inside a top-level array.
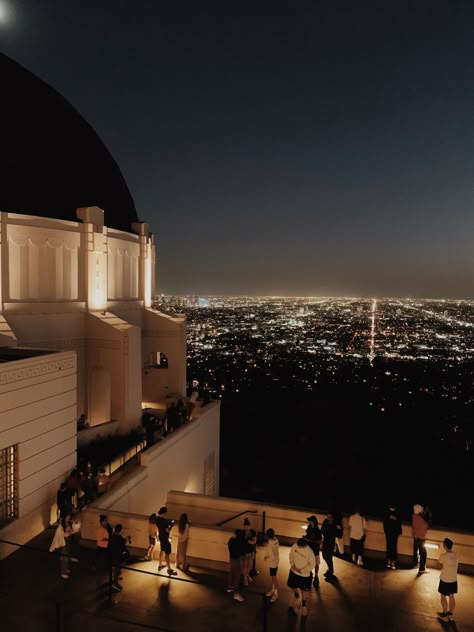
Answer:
[{"left": 1, "top": 1, "right": 473, "bottom": 298}]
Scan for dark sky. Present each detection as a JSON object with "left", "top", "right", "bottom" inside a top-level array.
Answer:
[{"left": 1, "top": 1, "right": 473, "bottom": 298}]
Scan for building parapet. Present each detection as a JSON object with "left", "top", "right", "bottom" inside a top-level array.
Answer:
[{"left": 78, "top": 489, "right": 474, "bottom": 575}]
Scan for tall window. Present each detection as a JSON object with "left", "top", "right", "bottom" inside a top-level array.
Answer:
[{"left": 0, "top": 445, "right": 18, "bottom": 527}]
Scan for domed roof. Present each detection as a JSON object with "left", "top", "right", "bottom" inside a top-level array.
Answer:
[{"left": 0, "top": 53, "right": 139, "bottom": 232}]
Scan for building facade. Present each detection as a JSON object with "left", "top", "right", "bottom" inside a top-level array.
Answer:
[{"left": 0, "top": 52, "right": 219, "bottom": 558}]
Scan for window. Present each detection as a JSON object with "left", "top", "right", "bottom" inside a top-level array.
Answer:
[
  {"left": 147, "top": 351, "right": 168, "bottom": 369},
  {"left": 0, "top": 445, "right": 18, "bottom": 527}
]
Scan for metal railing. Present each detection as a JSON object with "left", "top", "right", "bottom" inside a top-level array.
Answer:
[
  {"left": 216, "top": 509, "right": 258, "bottom": 527},
  {"left": 0, "top": 536, "right": 271, "bottom": 632}
]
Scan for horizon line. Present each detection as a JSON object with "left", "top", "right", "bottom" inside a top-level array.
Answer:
[{"left": 154, "top": 294, "right": 474, "bottom": 301}]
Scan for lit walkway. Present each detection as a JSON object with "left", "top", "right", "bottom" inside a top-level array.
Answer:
[{"left": 1, "top": 528, "right": 473, "bottom": 632}]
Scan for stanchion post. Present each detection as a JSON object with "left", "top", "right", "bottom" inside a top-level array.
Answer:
[
  {"left": 107, "top": 555, "right": 114, "bottom": 606},
  {"left": 262, "top": 591, "right": 268, "bottom": 632},
  {"left": 55, "top": 602, "right": 61, "bottom": 632}
]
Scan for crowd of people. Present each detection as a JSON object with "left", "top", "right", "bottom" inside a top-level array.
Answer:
[
  {"left": 143, "top": 398, "right": 196, "bottom": 448},
  {"left": 56, "top": 463, "right": 111, "bottom": 519},
  {"left": 85, "top": 507, "right": 190, "bottom": 592},
  {"left": 49, "top": 499, "right": 460, "bottom": 623},
  {"left": 227, "top": 504, "right": 459, "bottom": 622}
]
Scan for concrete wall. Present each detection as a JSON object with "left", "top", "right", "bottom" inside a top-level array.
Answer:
[
  {"left": 78, "top": 489, "right": 474, "bottom": 575},
  {"left": 0, "top": 350, "right": 77, "bottom": 559},
  {"left": 85, "top": 312, "right": 142, "bottom": 433},
  {"left": 5, "top": 309, "right": 87, "bottom": 418},
  {"left": 165, "top": 491, "right": 474, "bottom": 573},
  {"left": 142, "top": 309, "right": 187, "bottom": 402},
  {"left": 1, "top": 211, "right": 160, "bottom": 435},
  {"left": 91, "top": 401, "right": 221, "bottom": 515}
]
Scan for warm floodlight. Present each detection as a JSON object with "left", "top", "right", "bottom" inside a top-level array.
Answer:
[{"left": 425, "top": 542, "right": 440, "bottom": 550}]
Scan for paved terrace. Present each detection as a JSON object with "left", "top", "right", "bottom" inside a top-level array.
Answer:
[{"left": 1, "top": 527, "right": 473, "bottom": 632}]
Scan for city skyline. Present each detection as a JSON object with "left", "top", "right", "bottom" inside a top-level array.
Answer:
[
  {"left": 1, "top": 1, "right": 473, "bottom": 298},
  {"left": 166, "top": 294, "right": 474, "bottom": 528}
]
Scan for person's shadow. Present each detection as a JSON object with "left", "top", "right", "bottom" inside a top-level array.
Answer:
[
  {"left": 437, "top": 617, "right": 458, "bottom": 631},
  {"left": 285, "top": 605, "right": 298, "bottom": 631},
  {"left": 157, "top": 581, "right": 170, "bottom": 612},
  {"left": 323, "top": 575, "right": 356, "bottom": 614}
]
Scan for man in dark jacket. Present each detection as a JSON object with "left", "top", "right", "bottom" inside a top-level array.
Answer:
[
  {"left": 109, "top": 523, "right": 129, "bottom": 591},
  {"left": 321, "top": 511, "right": 343, "bottom": 579},
  {"left": 56, "top": 482, "right": 72, "bottom": 522},
  {"left": 305, "top": 515, "right": 322, "bottom": 587},
  {"left": 227, "top": 529, "right": 245, "bottom": 602},
  {"left": 383, "top": 503, "right": 402, "bottom": 569},
  {"left": 156, "top": 506, "right": 177, "bottom": 575}
]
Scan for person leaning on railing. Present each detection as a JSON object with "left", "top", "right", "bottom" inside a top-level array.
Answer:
[
  {"left": 96, "top": 467, "right": 110, "bottom": 496},
  {"left": 93, "top": 514, "right": 112, "bottom": 572}
]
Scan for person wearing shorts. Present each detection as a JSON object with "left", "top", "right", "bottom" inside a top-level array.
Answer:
[
  {"left": 287, "top": 537, "right": 315, "bottom": 617},
  {"left": 146, "top": 513, "right": 158, "bottom": 561},
  {"left": 263, "top": 528, "right": 280, "bottom": 602},
  {"left": 437, "top": 537, "right": 458, "bottom": 622},
  {"left": 156, "top": 506, "right": 177, "bottom": 576}
]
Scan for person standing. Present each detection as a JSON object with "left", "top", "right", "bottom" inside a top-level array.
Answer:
[
  {"left": 321, "top": 510, "right": 343, "bottom": 580},
  {"left": 241, "top": 517, "right": 257, "bottom": 586},
  {"left": 348, "top": 507, "right": 367, "bottom": 567},
  {"left": 94, "top": 514, "right": 112, "bottom": 573},
  {"left": 49, "top": 513, "right": 73, "bottom": 579},
  {"left": 383, "top": 503, "right": 402, "bottom": 569},
  {"left": 145, "top": 513, "right": 158, "bottom": 561},
  {"left": 109, "top": 523, "right": 129, "bottom": 592},
  {"left": 227, "top": 529, "right": 245, "bottom": 602},
  {"left": 176, "top": 512, "right": 190, "bottom": 571},
  {"left": 176, "top": 399, "right": 187, "bottom": 426},
  {"left": 67, "top": 511, "right": 81, "bottom": 563},
  {"left": 187, "top": 388, "right": 199, "bottom": 420},
  {"left": 287, "top": 537, "right": 315, "bottom": 617},
  {"left": 437, "top": 537, "right": 458, "bottom": 623},
  {"left": 95, "top": 467, "right": 111, "bottom": 496},
  {"left": 305, "top": 515, "right": 322, "bottom": 588},
  {"left": 412, "top": 503, "right": 429, "bottom": 574},
  {"left": 56, "top": 482, "right": 72, "bottom": 523},
  {"left": 263, "top": 528, "right": 280, "bottom": 603},
  {"left": 156, "top": 506, "right": 177, "bottom": 575},
  {"left": 333, "top": 508, "right": 345, "bottom": 557}
]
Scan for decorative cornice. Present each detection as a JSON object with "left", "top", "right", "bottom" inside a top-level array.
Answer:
[
  {"left": 18, "top": 339, "right": 85, "bottom": 350},
  {"left": 0, "top": 356, "right": 76, "bottom": 385}
]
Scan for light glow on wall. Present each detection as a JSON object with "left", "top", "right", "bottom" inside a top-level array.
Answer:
[
  {"left": 89, "top": 253, "right": 107, "bottom": 311},
  {"left": 144, "top": 256, "right": 152, "bottom": 307}
]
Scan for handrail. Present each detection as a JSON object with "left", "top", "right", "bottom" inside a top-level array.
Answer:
[
  {"left": 216, "top": 509, "right": 258, "bottom": 527},
  {"left": 0, "top": 536, "right": 266, "bottom": 632}
]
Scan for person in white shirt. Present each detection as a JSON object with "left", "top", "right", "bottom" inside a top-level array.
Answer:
[
  {"left": 176, "top": 512, "right": 190, "bottom": 571},
  {"left": 348, "top": 507, "right": 367, "bottom": 566},
  {"left": 437, "top": 537, "right": 458, "bottom": 622},
  {"left": 263, "top": 528, "right": 280, "bottom": 603},
  {"left": 287, "top": 537, "right": 316, "bottom": 617},
  {"left": 49, "top": 513, "right": 73, "bottom": 579},
  {"left": 187, "top": 389, "right": 199, "bottom": 420}
]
